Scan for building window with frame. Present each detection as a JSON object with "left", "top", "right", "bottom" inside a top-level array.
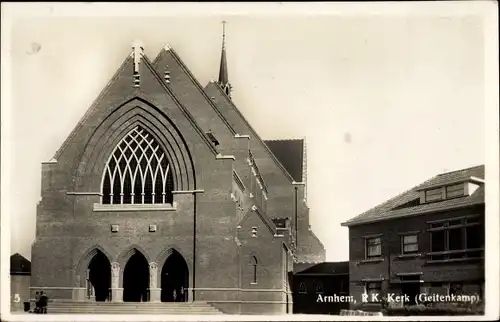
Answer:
[
  {"left": 315, "top": 282, "right": 324, "bottom": 294},
  {"left": 251, "top": 256, "right": 258, "bottom": 284},
  {"left": 365, "top": 282, "right": 382, "bottom": 302},
  {"left": 429, "top": 216, "right": 484, "bottom": 261},
  {"left": 101, "top": 126, "right": 174, "bottom": 205},
  {"left": 401, "top": 234, "right": 419, "bottom": 254},
  {"left": 298, "top": 282, "right": 307, "bottom": 294},
  {"left": 365, "top": 237, "right": 382, "bottom": 259}
]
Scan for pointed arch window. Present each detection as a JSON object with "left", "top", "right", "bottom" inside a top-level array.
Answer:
[
  {"left": 250, "top": 256, "right": 258, "bottom": 284},
  {"left": 298, "top": 282, "right": 307, "bottom": 294},
  {"left": 101, "top": 126, "right": 174, "bottom": 205},
  {"left": 316, "top": 282, "right": 324, "bottom": 294}
]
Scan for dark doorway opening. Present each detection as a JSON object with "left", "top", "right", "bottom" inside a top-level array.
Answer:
[
  {"left": 123, "top": 252, "right": 150, "bottom": 302},
  {"left": 88, "top": 250, "right": 111, "bottom": 302},
  {"left": 161, "top": 250, "right": 189, "bottom": 302},
  {"left": 401, "top": 280, "right": 421, "bottom": 306}
]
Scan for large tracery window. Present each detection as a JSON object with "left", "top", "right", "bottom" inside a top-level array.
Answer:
[{"left": 101, "top": 126, "right": 174, "bottom": 205}]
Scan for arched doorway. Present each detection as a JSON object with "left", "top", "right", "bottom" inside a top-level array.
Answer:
[
  {"left": 123, "top": 252, "right": 150, "bottom": 302},
  {"left": 87, "top": 250, "right": 111, "bottom": 301},
  {"left": 161, "top": 250, "right": 189, "bottom": 302}
]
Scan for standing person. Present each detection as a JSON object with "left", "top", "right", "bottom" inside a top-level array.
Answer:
[
  {"left": 39, "top": 291, "right": 48, "bottom": 314},
  {"left": 34, "top": 292, "right": 40, "bottom": 313},
  {"left": 172, "top": 289, "right": 177, "bottom": 302},
  {"left": 180, "top": 287, "right": 185, "bottom": 302}
]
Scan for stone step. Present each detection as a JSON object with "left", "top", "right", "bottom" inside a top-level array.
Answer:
[
  {"left": 45, "top": 310, "right": 223, "bottom": 315},
  {"left": 46, "top": 309, "right": 222, "bottom": 313},
  {"left": 50, "top": 303, "right": 213, "bottom": 307},
  {"left": 41, "top": 301, "right": 223, "bottom": 315}
]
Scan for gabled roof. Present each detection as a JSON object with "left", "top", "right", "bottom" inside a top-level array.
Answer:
[
  {"left": 342, "top": 165, "right": 485, "bottom": 227},
  {"left": 264, "top": 139, "right": 304, "bottom": 183},
  {"left": 204, "top": 81, "right": 296, "bottom": 184},
  {"left": 153, "top": 45, "right": 237, "bottom": 136},
  {"left": 140, "top": 55, "right": 219, "bottom": 156},
  {"left": 294, "top": 261, "right": 349, "bottom": 275},
  {"left": 11, "top": 253, "right": 31, "bottom": 275},
  {"left": 53, "top": 46, "right": 219, "bottom": 161}
]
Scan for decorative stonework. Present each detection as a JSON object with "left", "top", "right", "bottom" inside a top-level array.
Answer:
[
  {"left": 100, "top": 126, "right": 173, "bottom": 205},
  {"left": 149, "top": 224, "right": 157, "bottom": 232},
  {"left": 111, "top": 262, "right": 120, "bottom": 289},
  {"left": 111, "top": 224, "right": 119, "bottom": 232},
  {"left": 132, "top": 40, "right": 143, "bottom": 87},
  {"left": 149, "top": 262, "right": 158, "bottom": 288},
  {"left": 164, "top": 65, "right": 171, "bottom": 84}
]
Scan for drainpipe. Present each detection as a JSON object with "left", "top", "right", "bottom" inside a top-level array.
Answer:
[
  {"left": 294, "top": 187, "right": 298, "bottom": 247},
  {"left": 192, "top": 192, "right": 197, "bottom": 302}
]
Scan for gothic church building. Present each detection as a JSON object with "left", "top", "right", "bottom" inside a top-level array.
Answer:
[{"left": 31, "top": 34, "right": 325, "bottom": 314}]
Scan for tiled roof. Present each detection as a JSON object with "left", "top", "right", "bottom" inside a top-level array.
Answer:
[
  {"left": 10, "top": 253, "right": 31, "bottom": 275},
  {"left": 294, "top": 261, "right": 349, "bottom": 275},
  {"left": 342, "top": 165, "right": 485, "bottom": 227},
  {"left": 264, "top": 139, "right": 304, "bottom": 183}
]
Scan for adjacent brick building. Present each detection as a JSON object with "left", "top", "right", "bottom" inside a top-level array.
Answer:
[
  {"left": 292, "top": 261, "right": 350, "bottom": 315},
  {"left": 30, "top": 35, "right": 325, "bottom": 315},
  {"left": 341, "top": 165, "right": 485, "bottom": 310}
]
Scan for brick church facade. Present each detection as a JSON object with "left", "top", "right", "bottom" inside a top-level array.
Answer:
[{"left": 30, "top": 33, "right": 325, "bottom": 314}]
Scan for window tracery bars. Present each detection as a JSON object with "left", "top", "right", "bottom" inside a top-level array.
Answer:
[{"left": 101, "top": 126, "right": 174, "bottom": 205}]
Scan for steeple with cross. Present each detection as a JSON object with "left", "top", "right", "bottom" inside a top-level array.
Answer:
[{"left": 218, "top": 21, "right": 232, "bottom": 97}]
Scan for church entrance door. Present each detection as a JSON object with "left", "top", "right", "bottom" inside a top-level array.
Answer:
[
  {"left": 161, "top": 251, "right": 189, "bottom": 302},
  {"left": 123, "top": 252, "right": 150, "bottom": 302},
  {"left": 88, "top": 250, "right": 111, "bottom": 301}
]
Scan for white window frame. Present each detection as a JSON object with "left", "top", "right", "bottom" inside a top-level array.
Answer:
[
  {"left": 401, "top": 234, "right": 419, "bottom": 254},
  {"left": 365, "top": 237, "right": 382, "bottom": 259},
  {"left": 100, "top": 126, "right": 172, "bottom": 205}
]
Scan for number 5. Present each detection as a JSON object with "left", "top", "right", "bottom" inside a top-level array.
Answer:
[{"left": 13, "top": 293, "right": 20, "bottom": 303}]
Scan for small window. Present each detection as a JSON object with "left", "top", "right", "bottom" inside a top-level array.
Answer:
[
  {"left": 316, "top": 282, "right": 324, "bottom": 294},
  {"left": 251, "top": 256, "right": 258, "bottom": 284},
  {"left": 298, "top": 282, "right": 307, "bottom": 294},
  {"left": 366, "top": 237, "right": 382, "bottom": 259},
  {"left": 446, "top": 184, "right": 464, "bottom": 198},
  {"left": 450, "top": 283, "right": 463, "bottom": 295},
  {"left": 466, "top": 223, "right": 484, "bottom": 249},
  {"left": 425, "top": 188, "right": 443, "bottom": 202},
  {"left": 365, "top": 282, "right": 382, "bottom": 302},
  {"left": 402, "top": 234, "right": 419, "bottom": 254}
]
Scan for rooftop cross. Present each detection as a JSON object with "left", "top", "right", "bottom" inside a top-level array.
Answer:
[{"left": 222, "top": 20, "right": 227, "bottom": 49}]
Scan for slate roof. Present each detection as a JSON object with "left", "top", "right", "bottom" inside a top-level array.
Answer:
[
  {"left": 342, "top": 165, "right": 485, "bottom": 227},
  {"left": 264, "top": 139, "right": 304, "bottom": 183},
  {"left": 294, "top": 261, "right": 349, "bottom": 275},
  {"left": 10, "top": 253, "right": 31, "bottom": 275}
]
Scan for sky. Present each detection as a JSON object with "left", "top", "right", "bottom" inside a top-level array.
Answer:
[{"left": 3, "top": 3, "right": 491, "bottom": 262}]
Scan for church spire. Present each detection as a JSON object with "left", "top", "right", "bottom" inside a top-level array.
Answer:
[{"left": 218, "top": 20, "right": 232, "bottom": 97}]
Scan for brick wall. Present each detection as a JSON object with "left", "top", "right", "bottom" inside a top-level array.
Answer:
[
  {"left": 348, "top": 205, "right": 484, "bottom": 308},
  {"left": 30, "top": 48, "right": 325, "bottom": 314}
]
